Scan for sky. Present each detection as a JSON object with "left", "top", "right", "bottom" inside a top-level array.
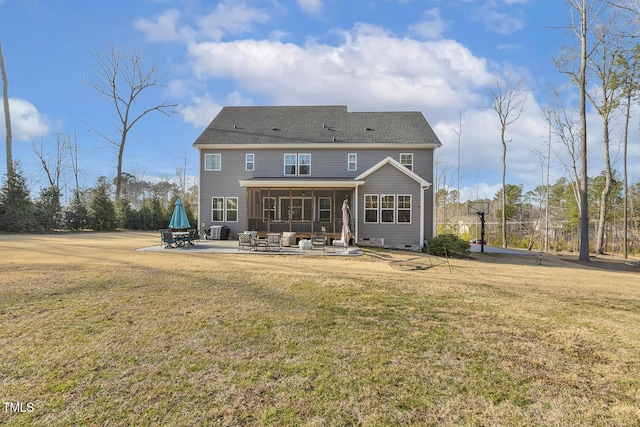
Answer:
[{"left": 0, "top": 0, "right": 638, "bottom": 203}]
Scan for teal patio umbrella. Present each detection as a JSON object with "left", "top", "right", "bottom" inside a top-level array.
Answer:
[{"left": 169, "top": 198, "right": 191, "bottom": 229}]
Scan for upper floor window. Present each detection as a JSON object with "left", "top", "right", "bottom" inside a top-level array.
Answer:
[
  {"left": 400, "top": 153, "right": 413, "bottom": 171},
  {"left": 284, "top": 153, "right": 297, "bottom": 175},
  {"left": 298, "top": 153, "right": 311, "bottom": 175},
  {"left": 205, "top": 153, "right": 221, "bottom": 171},
  {"left": 284, "top": 153, "right": 311, "bottom": 176},
  {"left": 348, "top": 153, "right": 357, "bottom": 171},
  {"left": 246, "top": 153, "right": 254, "bottom": 171}
]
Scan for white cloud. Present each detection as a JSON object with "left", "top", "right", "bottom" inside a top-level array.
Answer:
[
  {"left": 196, "top": 1, "right": 270, "bottom": 42},
  {"left": 0, "top": 98, "right": 50, "bottom": 141},
  {"left": 186, "top": 23, "right": 492, "bottom": 118},
  {"left": 409, "top": 8, "right": 447, "bottom": 40},
  {"left": 297, "top": 0, "right": 323, "bottom": 15},
  {"left": 134, "top": 9, "right": 186, "bottom": 42},
  {"left": 180, "top": 93, "right": 223, "bottom": 128}
]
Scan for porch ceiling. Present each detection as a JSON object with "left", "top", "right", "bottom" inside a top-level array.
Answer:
[{"left": 239, "top": 178, "right": 364, "bottom": 188}]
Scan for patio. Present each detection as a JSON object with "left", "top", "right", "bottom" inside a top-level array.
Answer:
[{"left": 137, "top": 236, "right": 363, "bottom": 256}]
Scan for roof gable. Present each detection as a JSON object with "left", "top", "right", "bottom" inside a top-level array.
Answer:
[
  {"left": 192, "top": 105, "right": 442, "bottom": 148},
  {"left": 355, "top": 157, "right": 431, "bottom": 188}
]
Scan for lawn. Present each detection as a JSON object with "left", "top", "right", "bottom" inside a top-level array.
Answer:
[{"left": 1, "top": 232, "right": 639, "bottom": 426}]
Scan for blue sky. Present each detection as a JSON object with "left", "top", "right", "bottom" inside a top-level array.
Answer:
[{"left": 0, "top": 0, "right": 635, "bottom": 202}]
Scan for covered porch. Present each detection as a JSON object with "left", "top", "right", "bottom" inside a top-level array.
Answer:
[{"left": 240, "top": 179, "right": 362, "bottom": 243}]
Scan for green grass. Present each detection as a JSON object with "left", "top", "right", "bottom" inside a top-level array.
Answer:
[{"left": 1, "top": 232, "right": 639, "bottom": 426}]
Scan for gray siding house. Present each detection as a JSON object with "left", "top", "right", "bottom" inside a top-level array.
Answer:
[{"left": 192, "top": 105, "right": 442, "bottom": 249}]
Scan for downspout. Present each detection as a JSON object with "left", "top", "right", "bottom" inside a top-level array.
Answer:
[
  {"left": 354, "top": 185, "right": 359, "bottom": 243},
  {"left": 420, "top": 187, "right": 425, "bottom": 246},
  {"left": 197, "top": 148, "right": 203, "bottom": 237}
]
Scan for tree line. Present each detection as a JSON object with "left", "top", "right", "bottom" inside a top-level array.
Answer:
[
  {"left": 436, "top": 172, "right": 640, "bottom": 256},
  {"left": 0, "top": 163, "right": 197, "bottom": 233}
]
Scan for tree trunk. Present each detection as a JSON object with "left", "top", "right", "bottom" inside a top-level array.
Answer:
[
  {"left": 501, "top": 132, "right": 507, "bottom": 248},
  {"left": 595, "top": 118, "right": 612, "bottom": 254},
  {"left": 578, "top": 0, "right": 591, "bottom": 262},
  {"left": 0, "top": 41, "right": 12, "bottom": 179}
]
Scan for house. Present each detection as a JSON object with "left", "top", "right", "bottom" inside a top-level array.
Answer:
[{"left": 192, "top": 105, "right": 442, "bottom": 250}]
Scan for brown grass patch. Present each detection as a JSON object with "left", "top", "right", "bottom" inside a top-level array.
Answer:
[{"left": 1, "top": 232, "right": 639, "bottom": 426}]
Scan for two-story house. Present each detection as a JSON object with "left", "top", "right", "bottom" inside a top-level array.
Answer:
[{"left": 192, "top": 105, "right": 442, "bottom": 250}]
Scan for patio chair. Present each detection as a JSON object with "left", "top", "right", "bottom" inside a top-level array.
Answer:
[
  {"left": 266, "top": 233, "right": 281, "bottom": 252},
  {"left": 311, "top": 231, "right": 326, "bottom": 252},
  {"left": 162, "top": 231, "right": 177, "bottom": 249},
  {"left": 238, "top": 232, "right": 254, "bottom": 251},
  {"left": 187, "top": 229, "right": 198, "bottom": 245}
]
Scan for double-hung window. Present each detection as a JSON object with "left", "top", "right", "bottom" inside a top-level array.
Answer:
[
  {"left": 364, "top": 194, "right": 412, "bottom": 224},
  {"left": 364, "top": 194, "right": 379, "bottom": 223},
  {"left": 246, "top": 153, "right": 254, "bottom": 171},
  {"left": 284, "top": 154, "right": 297, "bottom": 175},
  {"left": 318, "top": 197, "right": 331, "bottom": 222},
  {"left": 400, "top": 153, "right": 413, "bottom": 171},
  {"left": 381, "top": 195, "right": 395, "bottom": 223},
  {"left": 212, "top": 197, "right": 238, "bottom": 222},
  {"left": 348, "top": 153, "right": 357, "bottom": 171},
  {"left": 263, "top": 197, "right": 276, "bottom": 220},
  {"left": 397, "top": 195, "right": 412, "bottom": 223},
  {"left": 284, "top": 153, "right": 311, "bottom": 175},
  {"left": 298, "top": 153, "right": 311, "bottom": 175},
  {"left": 205, "top": 153, "right": 221, "bottom": 171}
]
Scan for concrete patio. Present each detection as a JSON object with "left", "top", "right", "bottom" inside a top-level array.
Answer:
[{"left": 137, "top": 237, "right": 363, "bottom": 256}]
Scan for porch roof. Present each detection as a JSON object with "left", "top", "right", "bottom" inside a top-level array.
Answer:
[{"left": 239, "top": 177, "right": 364, "bottom": 188}]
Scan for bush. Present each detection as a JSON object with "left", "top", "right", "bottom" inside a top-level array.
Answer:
[{"left": 424, "top": 233, "right": 471, "bottom": 257}]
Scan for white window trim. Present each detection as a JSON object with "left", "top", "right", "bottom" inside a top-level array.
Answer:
[
  {"left": 364, "top": 194, "right": 379, "bottom": 223},
  {"left": 225, "top": 197, "right": 238, "bottom": 222},
  {"left": 397, "top": 194, "right": 412, "bottom": 224},
  {"left": 246, "top": 153, "right": 254, "bottom": 171},
  {"left": 400, "top": 153, "right": 413, "bottom": 171},
  {"left": 212, "top": 196, "right": 238, "bottom": 222},
  {"left": 263, "top": 196, "right": 276, "bottom": 221},
  {"left": 381, "top": 194, "right": 395, "bottom": 223},
  {"left": 348, "top": 153, "right": 357, "bottom": 171},
  {"left": 284, "top": 153, "right": 297, "bottom": 175},
  {"left": 205, "top": 153, "right": 221, "bottom": 171},
  {"left": 298, "top": 153, "right": 311, "bottom": 176},
  {"left": 211, "top": 197, "right": 224, "bottom": 221}
]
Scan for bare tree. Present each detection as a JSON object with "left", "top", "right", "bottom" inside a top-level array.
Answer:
[
  {"left": 84, "top": 43, "right": 177, "bottom": 201},
  {"left": 586, "top": 11, "right": 624, "bottom": 254},
  {"left": 32, "top": 133, "right": 69, "bottom": 189},
  {"left": 0, "top": 41, "right": 11, "bottom": 179},
  {"left": 490, "top": 72, "right": 528, "bottom": 248},
  {"left": 617, "top": 44, "right": 640, "bottom": 258},
  {"left": 554, "top": 0, "right": 609, "bottom": 262}
]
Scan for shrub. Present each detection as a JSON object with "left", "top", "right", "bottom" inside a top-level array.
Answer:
[{"left": 424, "top": 233, "right": 471, "bottom": 257}]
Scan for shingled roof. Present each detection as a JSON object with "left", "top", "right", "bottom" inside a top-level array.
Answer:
[{"left": 192, "top": 105, "right": 442, "bottom": 147}]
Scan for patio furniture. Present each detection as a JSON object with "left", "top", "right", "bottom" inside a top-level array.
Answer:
[
  {"left": 266, "top": 233, "right": 281, "bottom": 251},
  {"left": 280, "top": 232, "right": 297, "bottom": 247},
  {"left": 312, "top": 231, "right": 326, "bottom": 252},
  {"left": 238, "top": 232, "right": 254, "bottom": 251},
  {"left": 186, "top": 229, "right": 199, "bottom": 245},
  {"left": 299, "top": 239, "right": 312, "bottom": 250},
  {"left": 162, "top": 231, "right": 178, "bottom": 249}
]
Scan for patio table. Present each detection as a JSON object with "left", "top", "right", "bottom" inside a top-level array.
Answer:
[{"left": 172, "top": 231, "right": 189, "bottom": 247}]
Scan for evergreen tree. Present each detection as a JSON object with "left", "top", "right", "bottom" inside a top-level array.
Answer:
[
  {"left": 88, "top": 177, "right": 116, "bottom": 231},
  {"left": 35, "top": 185, "right": 62, "bottom": 230},
  {"left": 0, "top": 165, "right": 37, "bottom": 232}
]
